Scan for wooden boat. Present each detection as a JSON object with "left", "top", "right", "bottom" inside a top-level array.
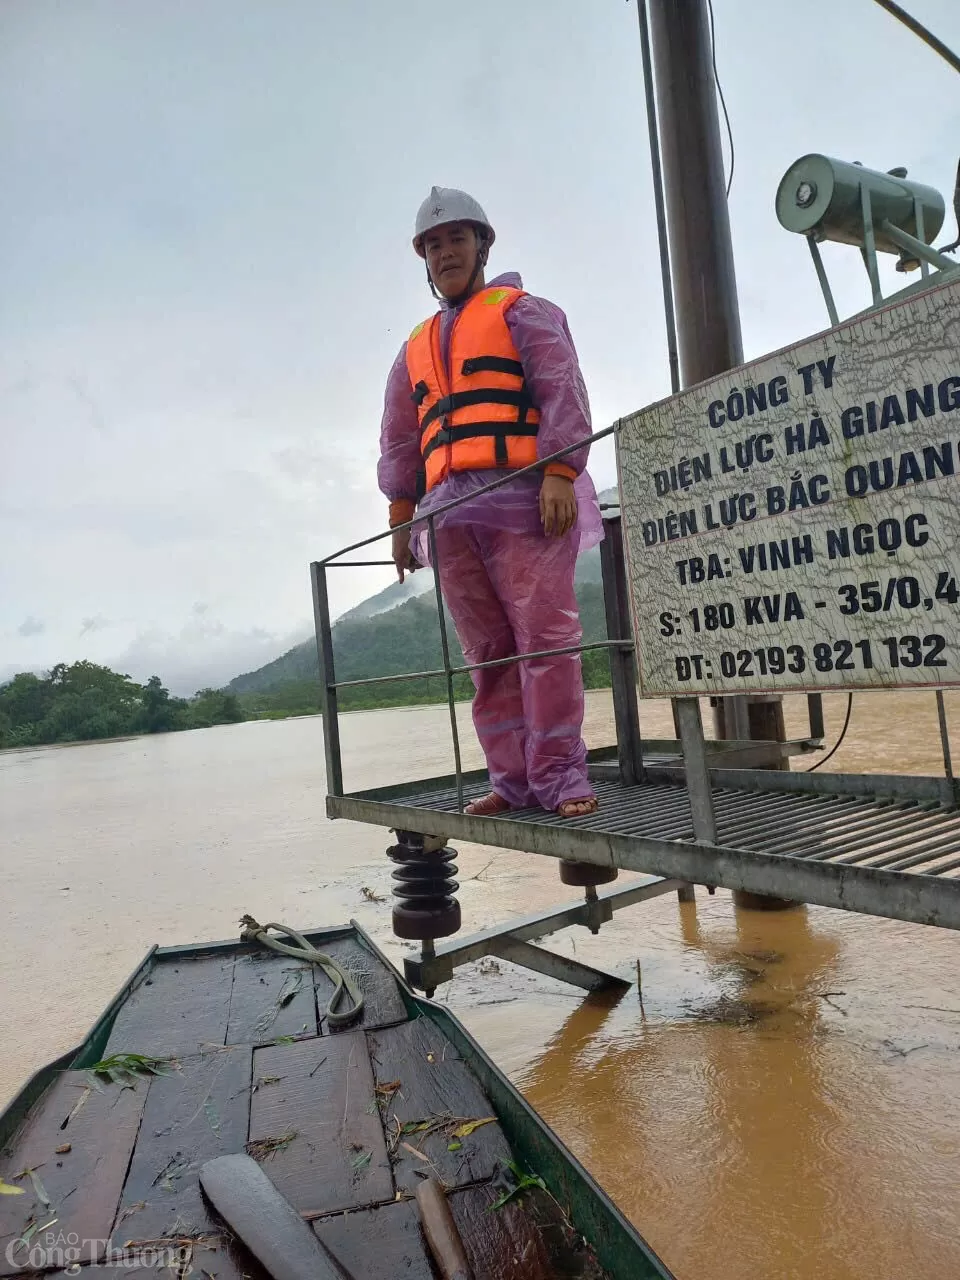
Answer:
[{"left": 0, "top": 922, "right": 673, "bottom": 1280}]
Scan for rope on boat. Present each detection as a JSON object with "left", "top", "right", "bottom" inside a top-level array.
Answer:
[{"left": 239, "top": 915, "right": 365, "bottom": 1029}]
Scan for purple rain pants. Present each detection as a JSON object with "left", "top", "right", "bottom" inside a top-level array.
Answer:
[{"left": 435, "top": 523, "right": 593, "bottom": 812}]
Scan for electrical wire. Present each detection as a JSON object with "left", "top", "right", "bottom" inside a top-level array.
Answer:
[
  {"left": 805, "top": 694, "right": 854, "bottom": 772},
  {"left": 706, "top": 0, "right": 735, "bottom": 197},
  {"left": 871, "top": 0, "right": 960, "bottom": 76}
]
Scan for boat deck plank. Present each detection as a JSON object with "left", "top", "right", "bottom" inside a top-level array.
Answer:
[
  {"left": 313, "top": 1198, "right": 434, "bottom": 1279},
  {"left": 113, "top": 1046, "right": 253, "bottom": 1242},
  {"left": 248, "top": 1032, "right": 393, "bottom": 1216},
  {"left": 226, "top": 954, "right": 318, "bottom": 1046},
  {"left": 368, "top": 1018, "right": 513, "bottom": 1195},
  {"left": 48, "top": 1238, "right": 271, "bottom": 1279},
  {"left": 0, "top": 1071, "right": 147, "bottom": 1274},
  {"left": 103, "top": 956, "right": 235, "bottom": 1058},
  {"left": 165, "top": 1240, "right": 270, "bottom": 1280}
]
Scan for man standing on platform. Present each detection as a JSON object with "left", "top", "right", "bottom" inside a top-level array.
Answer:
[{"left": 378, "top": 187, "right": 602, "bottom": 819}]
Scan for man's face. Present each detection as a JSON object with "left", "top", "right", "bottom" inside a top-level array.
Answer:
[{"left": 423, "top": 221, "right": 481, "bottom": 299}]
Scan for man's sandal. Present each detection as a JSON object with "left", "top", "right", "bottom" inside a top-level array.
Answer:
[
  {"left": 557, "top": 797, "right": 600, "bottom": 818},
  {"left": 464, "top": 792, "right": 513, "bottom": 817}
]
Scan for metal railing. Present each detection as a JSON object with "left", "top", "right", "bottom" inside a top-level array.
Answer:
[
  {"left": 310, "top": 425, "right": 642, "bottom": 811},
  {"left": 311, "top": 422, "right": 923, "bottom": 815}
]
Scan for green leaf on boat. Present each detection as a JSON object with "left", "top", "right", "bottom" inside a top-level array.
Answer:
[
  {"left": 452, "top": 1117, "right": 494, "bottom": 1139},
  {"left": 488, "top": 1160, "right": 547, "bottom": 1212},
  {"left": 87, "top": 1053, "right": 172, "bottom": 1088},
  {"left": 18, "top": 1215, "right": 57, "bottom": 1249},
  {"left": 400, "top": 1120, "right": 432, "bottom": 1135},
  {"left": 26, "top": 1169, "right": 50, "bottom": 1208}
]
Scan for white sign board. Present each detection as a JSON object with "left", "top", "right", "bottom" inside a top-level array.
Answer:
[{"left": 618, "top": 275, "right": 960, "bottom": 697}]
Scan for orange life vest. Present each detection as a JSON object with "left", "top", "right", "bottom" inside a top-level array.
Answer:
[{"left": 405, "top": 285, "right": 541, "bottom": 493}]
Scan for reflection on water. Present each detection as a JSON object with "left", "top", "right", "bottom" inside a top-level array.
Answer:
[
  {"left": 504, "top": 900, "right": 960, "bottom": 1279},
  {"left": 3, "top": 690, "right": 960, "bottom": 1278}
]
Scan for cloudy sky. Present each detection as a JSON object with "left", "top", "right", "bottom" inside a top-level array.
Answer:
[{"left": 2, "top": 0, "right": 958, "bottom": 694}]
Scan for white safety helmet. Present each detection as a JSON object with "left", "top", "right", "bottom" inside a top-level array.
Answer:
[{"left": 413, "top": 186, "right": 496, "bottom": 257}]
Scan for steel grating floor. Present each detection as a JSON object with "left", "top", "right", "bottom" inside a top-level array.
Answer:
[
  {"left": 327, "top": 765, "right": 960, "bottom": 930},
  {"left": 391, "top": 775, "right": 960, "bottom": 880}
]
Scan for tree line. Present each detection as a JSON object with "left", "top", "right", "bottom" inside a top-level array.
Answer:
[{"left": 0, "top": 661, "right": 244, "bottom": 748}]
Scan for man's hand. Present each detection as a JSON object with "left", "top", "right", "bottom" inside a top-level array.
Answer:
[
  {"left": 392, "top": 528, "right": 419, "bottom": 582},
  {"left": 539, "top": 474, "right": 577, "bottom": 536}
]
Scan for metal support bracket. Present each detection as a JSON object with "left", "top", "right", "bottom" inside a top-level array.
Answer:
[
  {"left": 807, "top": 236, "right": 841, "bottom": 326},
  {"left": 860, "top": 182, "right": 883, "bottom": 306},
  {"left": 491, "top": 939, "right": 630, "bottom": 993},
  {"left": 882, "top": 218, "right": 960, "bottom": 275},
  {"left": 599, "top": 513, "right": 645, "bottom": 786},
  {"left": 402, "top": 875, "right": 685, "bottom": 993}
]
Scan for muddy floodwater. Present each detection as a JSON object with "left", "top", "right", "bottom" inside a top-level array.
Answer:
[{"left": 3, "top": 689, "right": 960, "bottom": 1279}]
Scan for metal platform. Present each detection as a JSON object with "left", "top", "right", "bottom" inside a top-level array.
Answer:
[
  {"left": 314, "top": 500, "right": 960, "bottom": 994},
  {"left": 328, "top": 764, "right": 960, "bottom": 932}
]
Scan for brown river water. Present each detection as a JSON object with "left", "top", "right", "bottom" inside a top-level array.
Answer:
[{"left": 2, "top": 689, "right": 960, "bottom": 1279}]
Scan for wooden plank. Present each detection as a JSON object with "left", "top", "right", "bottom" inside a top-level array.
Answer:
[
  {"left": 226, "top": 955, "right": 318, "bottom": 1045},
  {"left": 47, "top": 1262, "right": 178, "bottom": 1279},
  {"left": 46, "top": 1236, "right": 271, "bottom": 1279},
  {"left": 46, "top": 1261, "right": 182, "bottom": 1279},
  {"left": 180, "top": 1238, "right": 273, "bottom": 1280},
  {"left": 103, "top": 956, "right": 235, "bottom": 1058},
  {"left": 313, "top": 938, "right": 407, "bottom": 1034},
  {"left": 0, "top": 1072, "right": 148, "bottom": 1274},
  {"left": 113, "top": 1046, "right": 253, "bottom": 1242},
  {"left": 448, "top": 1182, "right": 607, "bottom": 1280},
  {"left": 366, "top": 1019, "right": 512, "bottom": 1196},
  {"left": 313, "top": 1199, "right": 434, "bottom": 1280},
  {"left": 247, "top": 1033, "right": 392, "bottom": 1216}
]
